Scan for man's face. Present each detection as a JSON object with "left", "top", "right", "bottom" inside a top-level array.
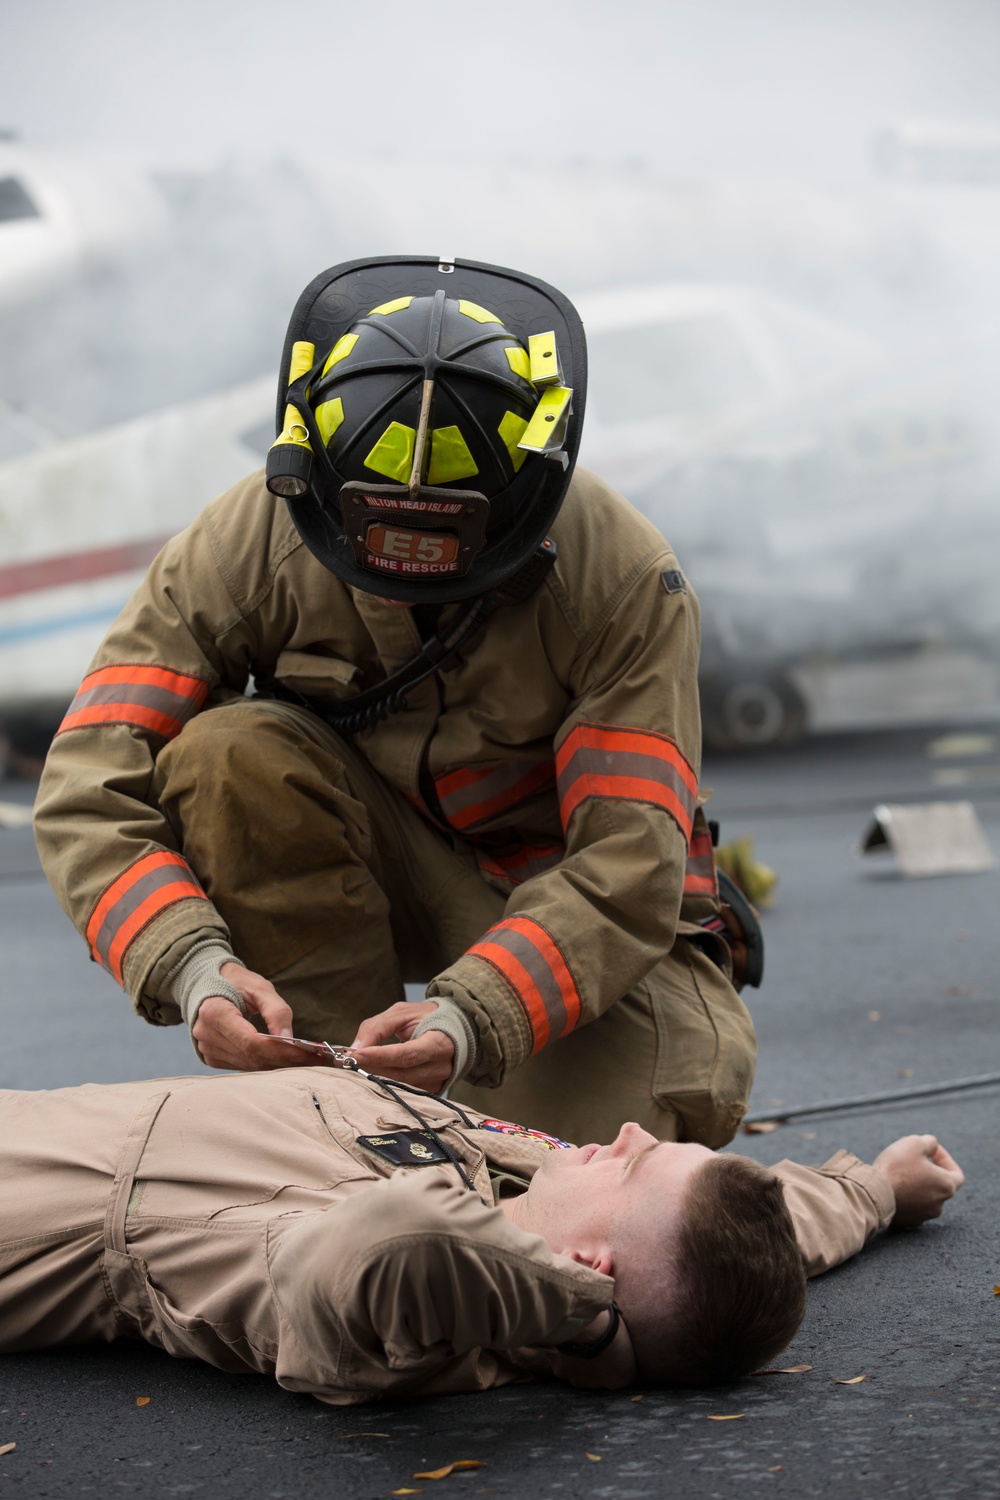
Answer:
[{"left": 516, "top": 1121, "right": 714, "bottom": 1263}]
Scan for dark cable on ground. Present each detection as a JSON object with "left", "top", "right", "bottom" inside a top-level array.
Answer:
[{"left": 743, "top": 1070, "right": 1000, "bottom": 1125}]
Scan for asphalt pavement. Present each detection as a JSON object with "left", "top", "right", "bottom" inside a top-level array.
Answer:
[{"left": 1, "top": 724, "right": 998, "bottom": 1499}]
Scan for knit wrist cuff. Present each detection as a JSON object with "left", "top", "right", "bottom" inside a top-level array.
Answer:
[
  {"left": 412, "top": 997, "right": 479, "bottom": 1090},
  {"left": 165, "top": 942, "right": 248, "bottom": 1057}
]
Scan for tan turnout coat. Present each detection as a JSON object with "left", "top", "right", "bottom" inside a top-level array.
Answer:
[
  {"left": 0, "top": 1070, "right": 895, "bottom": 1404},
  {"left": 34, "top": 468, "right": 734, "bottom": 1087}
]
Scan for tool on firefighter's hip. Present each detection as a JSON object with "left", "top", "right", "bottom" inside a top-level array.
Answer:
[
  {"left": 693, "top": 869, "right": 765, "bottom": 991},
  {"left": 689, "top": 821, "right": 766, "bottom": 991}
]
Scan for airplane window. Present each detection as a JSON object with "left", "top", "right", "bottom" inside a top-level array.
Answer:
[
  {"left": 586, "top": 317, "right": 767, "bottom": 424},
  {"left": 0, "top": 176, "right": 41, "bottom": 223}
]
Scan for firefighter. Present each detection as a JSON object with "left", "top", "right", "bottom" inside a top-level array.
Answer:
[{"left": 35, "top": 256, "right": 758, "bottom": 1146}]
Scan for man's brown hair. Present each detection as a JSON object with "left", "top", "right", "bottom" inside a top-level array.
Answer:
[{"left": 634, "top": 1155, "right": 807, "bottom": 1386}]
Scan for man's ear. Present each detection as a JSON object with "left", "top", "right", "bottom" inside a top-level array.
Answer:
[{"left": 563, "top": 1246, "right": 614, "bottom": 1277}]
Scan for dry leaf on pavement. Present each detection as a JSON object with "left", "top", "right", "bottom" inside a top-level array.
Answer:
[
  {"left": 707, "top": 1414, "right": 745, "bottom": 1421},
  {"left": 135, "top": 1397, "right": 151, "bottom": 1407},
  {"left": 413, "top": 1462, "right": 485, "bottom": 1480},
  {"left": 586, "top": 1453, "right": 602, "bottom": 1461},
  {"left": 631, "top": 1394, "right": 644, "bottom": 1402},
  {"left": 833, "top": 1374, "right": 866, "bottom": 1385},
  {"left": 753, "top": 1364, "right": 812, "bottom": 1376},
  {"left": 393, "top": 1490, "right": 421, "bottom": 1495},
  {"left": 0, "top": 1444, "right": 16, "bottom": 1457}
]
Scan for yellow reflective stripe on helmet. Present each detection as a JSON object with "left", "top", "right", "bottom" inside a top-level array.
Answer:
[
  {"left": 369, "top": 297, "right": 413, "bottom": 316},
  {"left": 528, "top": 332, "right": 563, "bottom": 386},
  {"left": 315, "top": 397, "right": 345, "bottom": 446},
  {"left": 289, "top": 340, "right": 316, "bottom": 384},
  {"left": 322, "top": 333, "right": 358, "bottom": 375},
  {"left": 273, "top": 403, "right": 311, "bottom": 451},
  {"left": 518, "top": 386, "right": 572, "bottom": 453},
  {"left": 270, "top": 342, "right": 317, "bottom": 452},
  {"left": 364, "top": 421, "right": 415, "bottom": 481},
  {"left": 458, "top": 300, "right": 502, "bottom": 324},
  {"left": 504, "top": 345, "right": 531, "bottom": 381},
  {"left": 427, "top": 426, "right": 479, "bottom": 485},
  {"left": 498, "top": 410, "right": 529, "bottom": 473}
]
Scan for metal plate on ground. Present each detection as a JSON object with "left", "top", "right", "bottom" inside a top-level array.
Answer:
[{"left": 857, "top": 799, "right": 997, "bottom": 877}]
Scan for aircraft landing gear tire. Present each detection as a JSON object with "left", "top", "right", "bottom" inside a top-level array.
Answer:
[{"left": 700, "top": 672, "right": 807, "bottom": 751}]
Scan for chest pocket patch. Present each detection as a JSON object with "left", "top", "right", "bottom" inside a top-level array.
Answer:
[{"left": 356, "top": 1130, "right": 453, "bottom": 1167}]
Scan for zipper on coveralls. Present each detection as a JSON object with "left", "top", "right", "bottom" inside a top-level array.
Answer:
[{"left": 312, "top": 1094, "right": 337, "bottom": 1140}]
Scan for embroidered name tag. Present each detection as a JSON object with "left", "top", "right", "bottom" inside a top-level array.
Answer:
[
  {"left": 477, "top": 1118, "right": 570, "bottom": 1150},
  {"left": 356, "top": 1130, "right": 452, "bottom": 1167}
]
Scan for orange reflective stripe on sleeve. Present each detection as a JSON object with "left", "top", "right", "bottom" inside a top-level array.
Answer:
[
  {"left": 556, "top": 721, "right": 698, "bottom": 842},
  {"left": 86, "top": 851, "right": 207, "bottom": 984},
  {"left": 466, "top": 915, "right": 581, "bottom": 1053},
  {"left": 58, "top": 665, "right": 210, "bottom": 740},
  {"left": 683, "top": 827, "right": 718, "bottom": 896},
  {"left": 434, "top": 759, "right": 555, "bottom": 832}
]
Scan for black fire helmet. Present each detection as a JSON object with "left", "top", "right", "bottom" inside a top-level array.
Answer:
[{"left": 266, "top": 255, "right": 587, "bottom": 603}]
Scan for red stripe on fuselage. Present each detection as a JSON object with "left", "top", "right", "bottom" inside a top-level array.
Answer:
[{"left": 0, "top": 536, "right": 173, "bottom": 601}]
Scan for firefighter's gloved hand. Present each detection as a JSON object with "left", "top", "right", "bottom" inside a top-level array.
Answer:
[
  {"left": 349, "top": 998, "right": 476, "bottom": 1093},
  {"left": 168, "top": 943, "right": 311, "bottom": 1071}
]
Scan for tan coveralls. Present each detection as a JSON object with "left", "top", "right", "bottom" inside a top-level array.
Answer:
[
  {"left": 0, "top": 1070, "right": 894, "bottom": 1404},
  {"left": 34, "top": 467, "right": 754, "bottom": 1145}
]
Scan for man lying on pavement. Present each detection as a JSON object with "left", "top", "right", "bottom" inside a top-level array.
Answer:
[{"left": 0, "top": 1067, "right": 963, "bottom": 1402}]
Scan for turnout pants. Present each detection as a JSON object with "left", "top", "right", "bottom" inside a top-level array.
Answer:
[{"left": 154, "top": 699, "right": 756, "bottom": 1147}]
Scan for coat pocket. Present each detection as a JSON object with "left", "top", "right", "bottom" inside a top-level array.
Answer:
[{"left": 649, "top": 938, "right": 757, "bottom": 1149}]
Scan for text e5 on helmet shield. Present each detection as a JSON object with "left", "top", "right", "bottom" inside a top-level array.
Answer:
[{"left": 340, "top": 482, "right": 489, "bottom": 579}]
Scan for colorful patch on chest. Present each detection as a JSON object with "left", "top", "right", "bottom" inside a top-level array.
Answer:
[{"left": 477, "top": 1118, "right": 571, "bottom": 1150}]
